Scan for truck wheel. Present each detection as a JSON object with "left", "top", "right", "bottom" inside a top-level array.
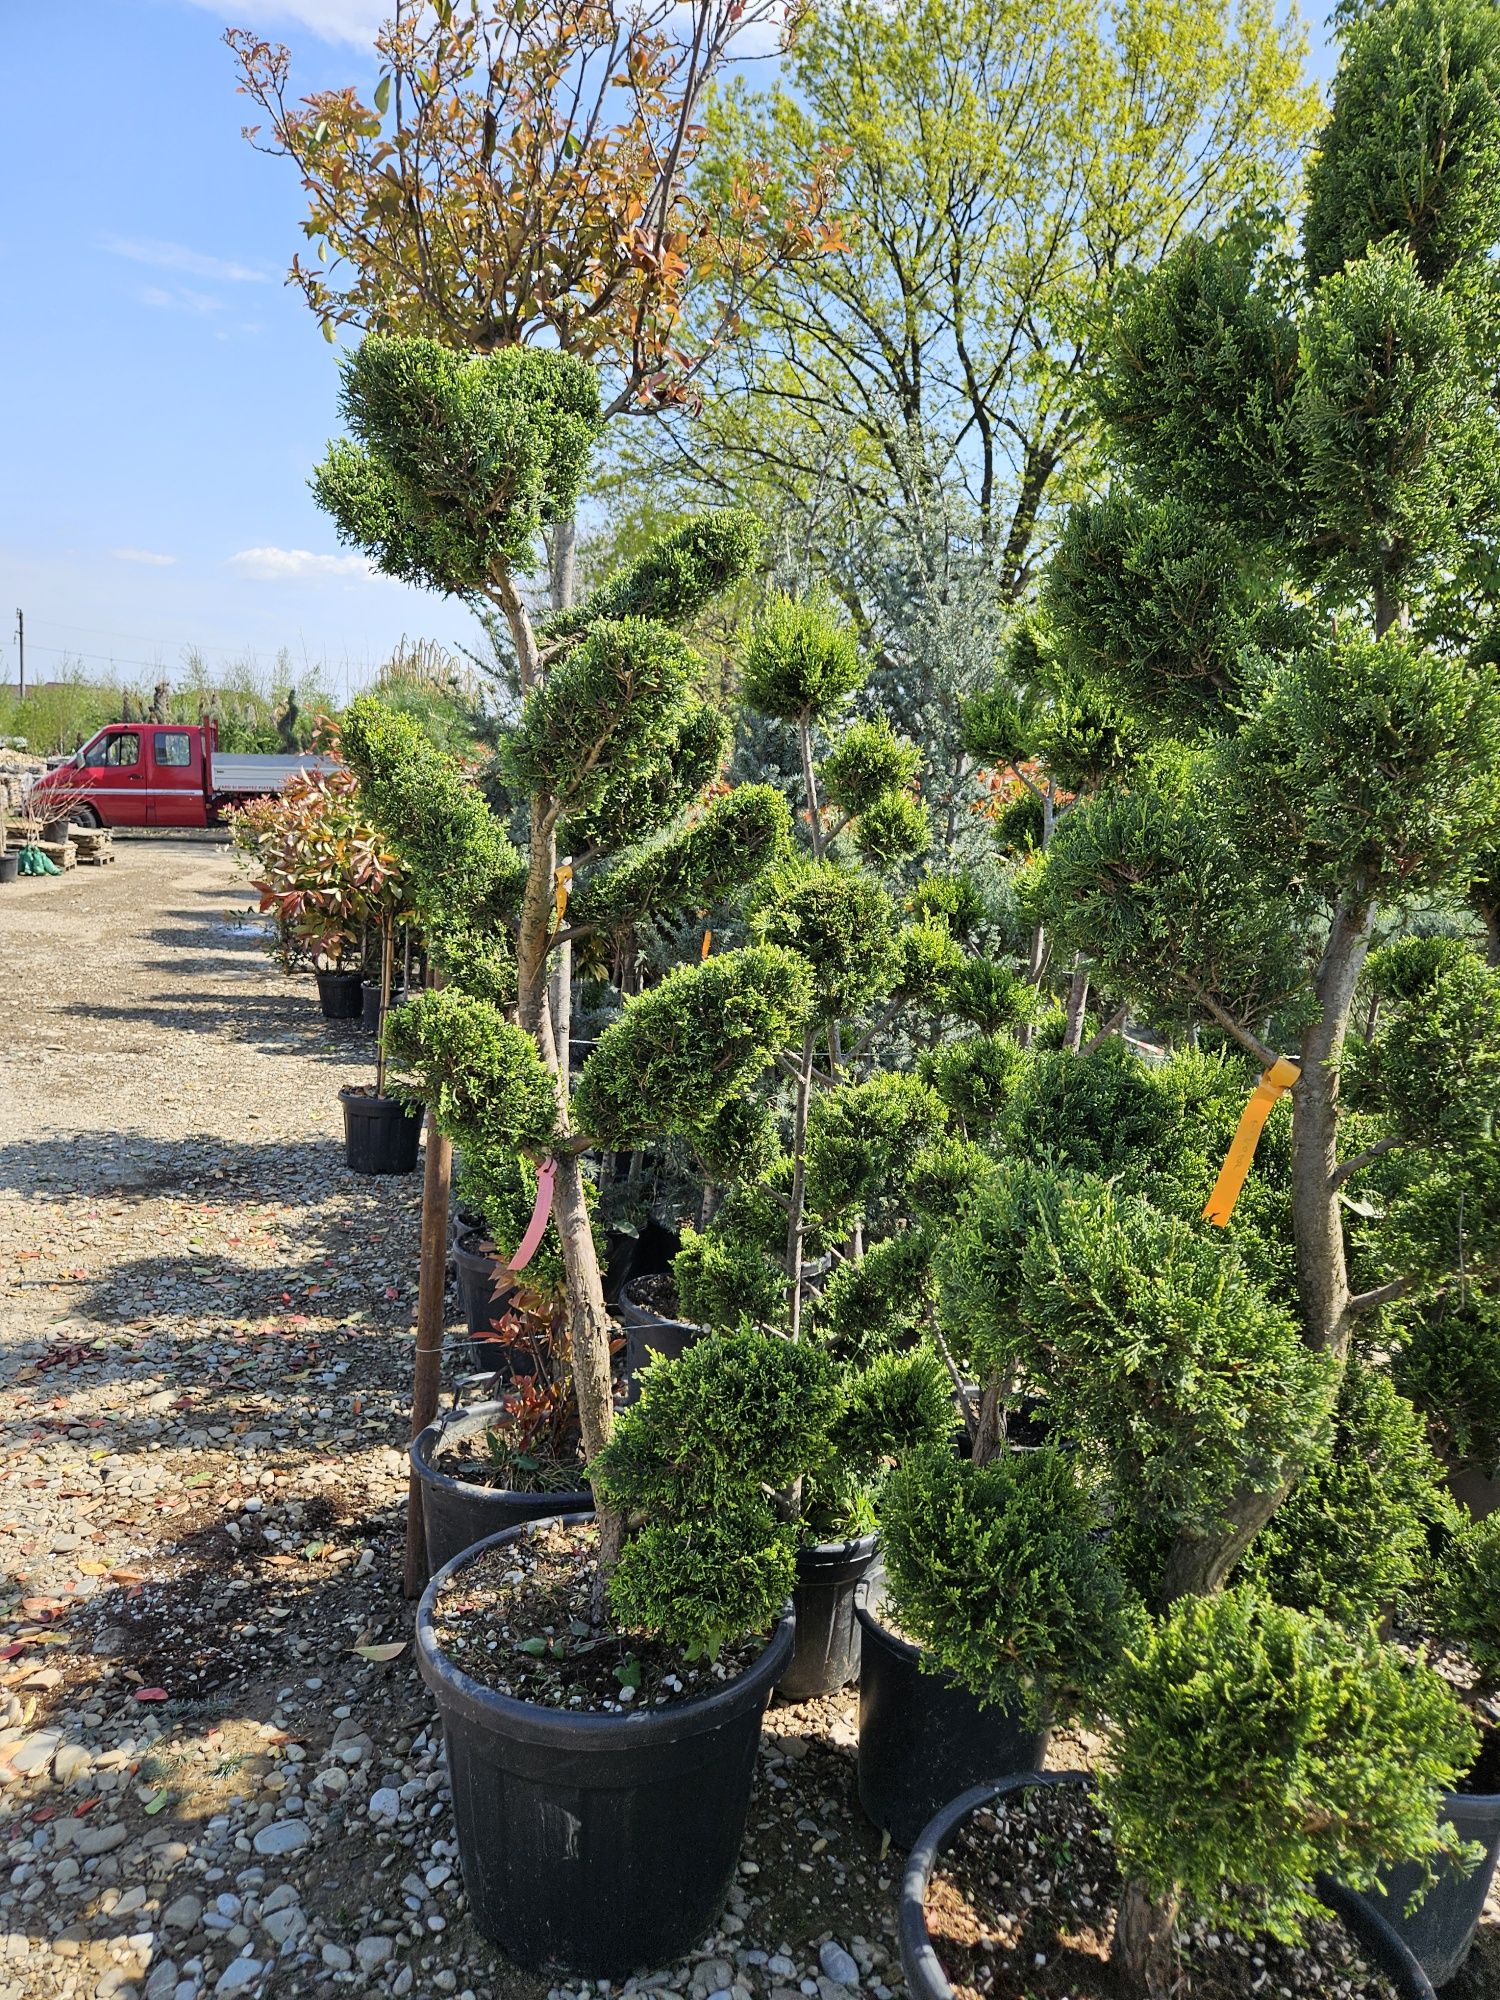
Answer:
[{"left": 71, "top": 804, "right": 102, "bottom": 830}]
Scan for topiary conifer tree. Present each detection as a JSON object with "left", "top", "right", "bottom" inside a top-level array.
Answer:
[
  {"left": 320, "top": 335, "right": 808, "bottom": 1595},
  {"left": 992, "top": 1, "right": 1500, "bottom": 1978}
]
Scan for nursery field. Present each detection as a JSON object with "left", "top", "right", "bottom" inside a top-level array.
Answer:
[{"left": 0, "top": 844, "right": 913, "bottom": 2000}]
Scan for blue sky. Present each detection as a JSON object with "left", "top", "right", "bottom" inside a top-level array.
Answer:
[{"left": 0, "top": 2, "right": 1338, "bottom": 706}]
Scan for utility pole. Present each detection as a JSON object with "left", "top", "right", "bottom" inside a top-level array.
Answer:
[{"left": 13, "top": 608, "right": 22, "bottom": 698}]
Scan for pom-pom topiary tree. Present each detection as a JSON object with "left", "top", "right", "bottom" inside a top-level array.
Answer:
[
  {"left": 320, "top": 334, "right": 811, "bottom": 1596},
  {"left": 886, "top": 3, "right": 1500, "bottom": 1981}
]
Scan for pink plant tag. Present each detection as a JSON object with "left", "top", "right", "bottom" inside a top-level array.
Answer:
[{"left": 507, "top": 1158, "right": 556, "bottom": 1273}]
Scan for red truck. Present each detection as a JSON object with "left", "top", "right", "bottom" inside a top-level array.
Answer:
[{"left": 28, "top": 720, "right": 321, "bottom": 830}]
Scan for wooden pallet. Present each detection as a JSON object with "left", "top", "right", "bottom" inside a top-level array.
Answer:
[
  {"left": 32, "top": 839, "right": 77, "bottom": 870},
  {"left": 71, "top": 829, "right": 115, "bottom": 865}
]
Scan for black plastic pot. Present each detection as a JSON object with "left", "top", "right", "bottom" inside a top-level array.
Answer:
[
  {"left": 416, "top": 1518, "right": 795, "bottom": 1975},
  {"left": 451, "top": 1228, "right": 538, "bottom": 1375},
  {"left": 362, "top": 980, "right": 407, "bottom": 1036},
  {"left": 410, "top": 1406, "right": 592, "bottom": 1576},
  {"left": 0, "top": 853, "right": 17, "bottom": 886},
  {"left": 40, "top": 817, "right": 71, "bottom": 845},
  {"left": 1351, "top": 1745, "right": 1500, "bottom": 1988},
  {"left": 315, "top": 968, "right": 364, "bottom": 1019},
  {"left": 341, "top": 1088, "right": 422, "bottom": 1176},
  {"left": 855, "top": 1590, "right": 1049, "bottom": 1849},
  {"left": 899, "top": 1775, "right": 1437, "bottom": 2000},
  {"left": 777, "top": 1533, "right": 881, "bottom": 1701},
  {"left": 618, "top": 1277, "right": 702, "bottom": 1402}
]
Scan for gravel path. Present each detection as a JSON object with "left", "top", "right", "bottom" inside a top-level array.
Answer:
[{"left": 0, "top": 842, "right": 906, "bottom": 2000}]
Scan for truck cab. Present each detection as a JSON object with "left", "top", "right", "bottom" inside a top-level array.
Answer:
[{"left": 61, "top": 723, "right": 211, "bottom": 828}]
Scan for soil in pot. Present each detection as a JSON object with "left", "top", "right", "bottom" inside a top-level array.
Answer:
[
  {"left": 431, "top": 1518, "right": 769, "bottom": 1714},
  {"left": 921, "top": 1784, "right": 1414, "bottom": 2000},
  {"left": 418, "top": 1517, "right": 793, "bottom": 1975}
]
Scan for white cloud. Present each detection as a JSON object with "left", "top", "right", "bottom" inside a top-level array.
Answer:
[
  {"left": 112, "top": 549, "right": 178, "bottom": 567},
  {"left": 179, "top": 0, "right": 386, "bottom": 47},
  {"left": 106, "top": 236, "right": 268, "bottom": 285},
  {"left": 229, "top": 547, "right": 375, "bottom": 582},
  {"left": 136, "top": 283, "right": 226, "bottom": 317}
]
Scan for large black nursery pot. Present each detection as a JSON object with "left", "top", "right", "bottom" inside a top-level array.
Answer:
[
  {"left": 618, "top": 1276, "right": 702, "bottom": 1402},
  {"left": 416, "top": 1518, "right": 795, "bottom": 1976},
  {"left": 341, "top": 1086, "right": 422, "bottom": 1176},
  {"left": 777, "top": 1533, "right": 880, "bottom": 1702},
  {"left": 40, "top": 816, "right": 72, "bottom": 846},
  {"left": 0, "top": 852, "right": 17, "bottom": 886},
  {"left": 899, "top": 1775, "right": 1437, "bottom": 2000},
  {"left": 410, "top": 1405, "right": 592, "bottom": 1577},
  {"left": 854, "top": 1587, "right": 1049, "bottom": 1849},
  {"left": 315, "top": 967, "right": 364, "bottom": 1019},
  {"left": 1350, "top": 1734, "right": 1500, "bottom": 1988}
]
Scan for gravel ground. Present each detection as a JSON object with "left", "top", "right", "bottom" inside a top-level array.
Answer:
[
  {"left": 0, "top": 842, "right": 905, "bottom": 2000},
  {"left": 0, "top": 839, "right": 1495, "bottom": 2000}
]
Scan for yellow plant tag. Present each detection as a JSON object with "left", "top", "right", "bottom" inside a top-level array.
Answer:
[
  {"left": 1203, "top": 1055, "right": 1301, "bottom": 1227},
  {"left": 700, "top": 928, "right": 712, "bottom": 960},
  {"left": 553, "top": 863, "right": 573, "bottom": 930}
]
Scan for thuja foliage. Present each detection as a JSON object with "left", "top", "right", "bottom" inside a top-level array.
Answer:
[
  {"left": 1394, "top": 1294, "right": 1500, "bottom": 1473},
  {"left": 1236, "top": 1360, "right": 1453, "bottom": 1625},
  {"left": 572, "top": 946, "right": 812, "bottom": 1147},
  {"left": 1103, "top": 1590, "right": 1477, "bottom": 1944},
  {"left": 1022, "top": 1183, "right": 1333, "bottom": 1572},
  {"left": 1431, "top": 1514, "right": 1500, "bottom": 1686},
  {"left": 382, "top": 988, "right": 558, "bottom": 1157},
  {"left": 881, "top": 1446, "right": 1141, "bottom": 1722},
  {"left": 592, "top": 1332, "right": 841, "bottom": 1657},
  {"left": 541, "top": 510, "right": 764, "bottom": 640}
]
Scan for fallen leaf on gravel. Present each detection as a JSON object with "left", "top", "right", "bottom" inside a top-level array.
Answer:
[
  {"left": 142, "top": 1788, "right": 172, "bottom": 1814},
  {"left": 76, "top": 1561, "right": 109, "bottom": 1576},
  {"left": 109, "top": 1569, "right": 144, "bottom": 1584},
  {"left": 134, "top": 1687, "right": 169, "bottom": 1702},
  {"left": 351, "top": 1642, "right": 406, "bottom": 1663}
]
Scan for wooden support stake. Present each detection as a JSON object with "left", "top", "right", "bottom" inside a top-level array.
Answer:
[{"left": 402, "top": 1105, "right": 452, "bottom": 1600}]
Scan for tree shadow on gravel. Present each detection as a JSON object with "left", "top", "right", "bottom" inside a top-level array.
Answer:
[
  {"left": 59, "top": 991, "right": 376, "bottom": 1064},
  {"left": 0, "top": 1132, "right": 412, "bottom": 1203}
]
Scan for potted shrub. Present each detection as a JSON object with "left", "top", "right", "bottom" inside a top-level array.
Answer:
[
  {"left": 231, "top": 759, "right": 410, "bottom": 1022},
  {"left": 415, "top": 1330, "right": 837, "bottom": 1972},
  {"left": 899, "top": 1589, "right": 1474, "bottom": 2000},
  {"left": 865, "top": 1439, "right": 1137, "bottom": 1845}
]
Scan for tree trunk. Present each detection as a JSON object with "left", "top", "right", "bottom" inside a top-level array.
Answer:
[
  {"left": 403, "top": 1103, "right": 453, "bottom": 1599},
  {"left": 786, "top": 1029, "right": 816, "bottom": 1341},
  {"left": 799, "top": 717, "right": 824, "bottom": 860},
  {"left": 1063, "top": 960, "right": 1090, "bottom": 1052},
  {"left": 1290, "top": 898, "right": 1374, "bottom": 1359},
  {"left": 501, "top": 580, "right": 622, "bottom": 1595},
  {"left": 1114, "top": 1879, "right": 1180, "bottom": 1998}
]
